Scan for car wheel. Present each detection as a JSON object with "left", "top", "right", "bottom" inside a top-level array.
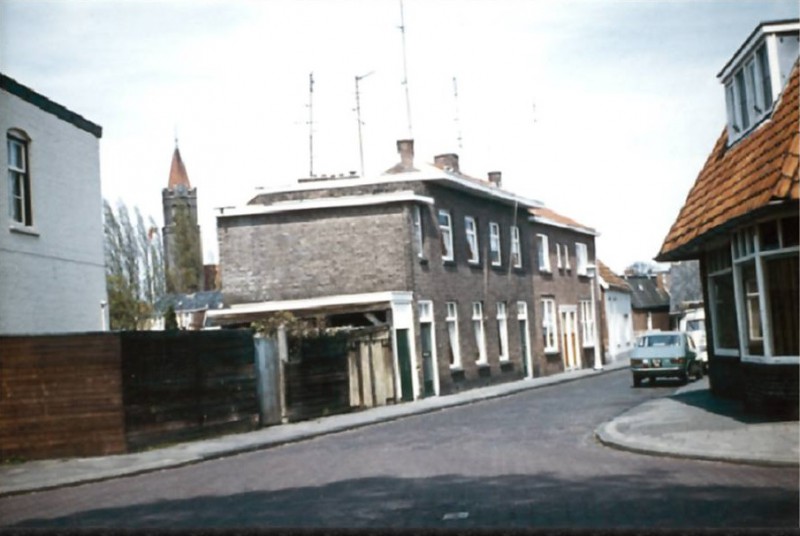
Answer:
[
  {"left": 694, "top": 363, "right": 704, "bottom": 380},
  {"left": 679, "top": 371, "right": 689, "bottom": 385},
  {"left": 632, "top": 374, "right": 642, "bottom": 388}
]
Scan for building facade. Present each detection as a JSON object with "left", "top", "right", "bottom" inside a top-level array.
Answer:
[
  {"left": 597, "top": 261, "right": 634, "bottom": 362},
  {"left": 0, "top": 73, "right": 106, "bottom": 334},
  {"left": 657, "top": 20, "right": 799, "bottom": 409},
  {"left": 212, "top": 139, "right": 601, "bottom": 400}
]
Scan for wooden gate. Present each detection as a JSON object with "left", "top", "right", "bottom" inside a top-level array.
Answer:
[{"left": 348, "top": 326, "right": 397, "bottom": 408}]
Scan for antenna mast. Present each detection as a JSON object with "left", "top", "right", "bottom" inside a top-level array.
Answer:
[
  {"left": 355, "top": 71, "right": 374, "bottom": 178},
  {"left": 307, "top": 72, "right": 315, "bottom": 177},
  {"left": 399, "top": 0, "right": 413, "bottom": 138},
  {"left": 453, "top": 76, "right": 463, "bottom": 150}
]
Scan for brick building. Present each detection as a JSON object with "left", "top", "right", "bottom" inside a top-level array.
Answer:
[
  {"left": 657, "top": 20, "right": 799, "bottom": 409},
  {"left": 211, "top": 139, "right": 600, "bottom": 400}
]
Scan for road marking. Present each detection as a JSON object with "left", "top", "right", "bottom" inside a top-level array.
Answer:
[{"left": 442, "top": 512, "right": 469, "bottom": 520}]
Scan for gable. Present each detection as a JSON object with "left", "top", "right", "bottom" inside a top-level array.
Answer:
[{"left": 658, "top": 62, "right": 799, "bottom": 261}]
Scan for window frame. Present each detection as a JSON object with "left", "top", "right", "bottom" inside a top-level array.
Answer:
[
  {"left": 541, "top": 298, "right": 558, "bottom": 353},
  {"left": 536, "top": 234, "right": 551, "bottom": 273},
  {"left": 446, "top": 301, "right": 462, "bottom": 369},
  {"left": 576, "top": 242, "right": 588, "bottom": 276},
  {"left": 412, "top": 205, "right": 425, "bottom": 259},
  {"left": 438, "top": 209, "right": 454, "bottom": 262},
  {"left": 497, "top": 302, "right": 509, "bottom": 361},
  {"left": 472, "top": 301, "right": 487, "bottom": 365},
  {"left": 464, "top": 216, "right": 480, "bottom": 264},
  {"left": 7, "top": 131, "right": 33, "bottom": 228},
  {"left": 489, "top": 222, "right": 502, "bottom": 267},
  {"left": 579, "top": 299, "right": 595, "bottom": 347},
  {"left": 510, "top": 225, "right": 522, "bottom": 268}
]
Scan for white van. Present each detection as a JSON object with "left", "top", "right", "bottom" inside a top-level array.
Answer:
[{"left": 679, "top": 308, "right": 707, "bottom": 371}]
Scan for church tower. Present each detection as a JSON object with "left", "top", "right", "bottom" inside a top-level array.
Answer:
[{"left": 162, "top": 141, "right": 204, "bottom": 293}]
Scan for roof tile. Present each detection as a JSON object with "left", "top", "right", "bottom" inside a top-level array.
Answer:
[{"left": 658, "top": 62, "right": 800, "bottom": 260}]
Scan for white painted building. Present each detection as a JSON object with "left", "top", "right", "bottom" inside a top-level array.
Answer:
[
  {"left": 0, "top": 73, "right": 106, "bottom": 334},
  {"left": 597, "top": 261, "right": 635, "bottom": 361}
]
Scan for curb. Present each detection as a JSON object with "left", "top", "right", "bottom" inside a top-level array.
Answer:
[{"left": 0, "top": 363, "right": 627, "bottom": 497}]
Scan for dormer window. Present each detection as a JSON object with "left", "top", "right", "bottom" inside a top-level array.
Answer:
[{"left": 719, "top": 20, "right": 799, "bottom": 145}]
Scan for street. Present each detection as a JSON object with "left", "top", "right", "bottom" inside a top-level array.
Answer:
[{"left": 0, "top": 369, "right": 797, "bottom": 529}]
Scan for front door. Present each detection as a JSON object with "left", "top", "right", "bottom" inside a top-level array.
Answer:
[
  {"left": 420, "top": 323, "right": 435, "bottom": 397},
  {"left": 395, "top": 329, "right": 414, "bottom": 401},
  {"left": 559, "top": 306, "right": 579, "bottom": 370}
]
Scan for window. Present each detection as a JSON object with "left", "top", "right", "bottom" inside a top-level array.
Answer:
[
  {"left": 580, "top": 300, "right": 595, "bottom": 347},
  {"left": 438, "top": 209, "right": 454, "bottom": 261},
  {"left": 489, "top": 222, "right": 501, "bottom": 266},
  {"left": 576, "top": 242, "right": 588, "bottom": 276},
  {"left": 735, "top": 70, "right": 750, "bottom": 131},
  {"left": 7, "top": 132, "right": 32, "bottom": 226},
  {"left": 542, "top": 298, "right": 558, "bottom": 352},
  {"left": 464, "top": 216, "right": 479, "bottom": 263},
  {"left": 418, "top": 300, "right": 433, "bottom": 322},
  {"left": 517, "top": 301, "right": 532, "bottom": 376},
  {"left": 413, "top": 206, "right": 424, "bottom": 258},
  {"left": 563, "top": 244, "right": 571, "bottom": 270},
  {"left": 742, "top": 262, "right": 763, "bottom": 355},
  {"left": 756, "top": 43, "right": 773, "bottom": 110},
  {"left": 536, "top": 234, "right": 550, "bottom": 272},
  {"left": 510, "top": 226, "right": 521, "bottom": 268},
  {"left": 556, "top": 243, "right": 562, "bottom": 269},
  {"left": 446, "top": 302, "right": 462, "bottom": 368},
  {"left": 472, "top": 302, "right": 487, "bottom": 364},
  {"left": 497, "top": 302, "right": 509, "bottom": 361},
  {"left": 767, "top": 255, "right": 799, "bottom": 356}
]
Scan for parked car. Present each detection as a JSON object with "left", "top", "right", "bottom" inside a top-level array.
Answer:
[
  {"left": 679, "top": 308, "right": 708, "bottom": 372},
  {"left": 629, "top": 331, "right": 703, "bottom": 387}
]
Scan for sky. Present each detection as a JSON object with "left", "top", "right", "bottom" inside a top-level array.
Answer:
[{"left": 1, "top": 0, "right": 798, "bottom": 274}]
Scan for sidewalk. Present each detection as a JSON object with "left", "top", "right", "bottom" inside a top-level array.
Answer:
[{"left": 1, "top": 359, "right": 796, "bottom": 497}]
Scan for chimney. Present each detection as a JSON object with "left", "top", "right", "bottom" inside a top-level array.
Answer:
[
  {"left": 488, "top": 171, "right": 502, "bottom": 187},
  {"left": 434, "top": 153, "right": 460, "bottom": 173},
  {"left": 397, "top": 139, "right": 414, "bottom": 170}
]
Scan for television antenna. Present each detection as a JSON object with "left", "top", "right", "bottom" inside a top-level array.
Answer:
[
  {"left": 453, "top": 76, "right": 463, "bottom": 150},
  {"left": 355, "top": 71, "right": 374, "bottom": 178},
  {"left": 398, "top": 0, "right": 413, "bottom": 138},
  {"left": 307, "top": 72, "right": 315, "bottom": 177}
]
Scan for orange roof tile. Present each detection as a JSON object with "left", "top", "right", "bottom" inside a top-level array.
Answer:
[
  {"left": 530, "top": 206, "right": 596, "bottom": 235},
  {"left": 167, "top": 146, "right": 191, "bottom": 189},
  {"left": 658, "top": 62, "right": 800, "bottom": 260},
  {"left": 597, "top": 260, "right": 630, "bottom": 292}
]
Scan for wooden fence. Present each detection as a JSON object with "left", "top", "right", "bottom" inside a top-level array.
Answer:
[{"left": 0, "top": 330, "right": 258, "bottom": 461}]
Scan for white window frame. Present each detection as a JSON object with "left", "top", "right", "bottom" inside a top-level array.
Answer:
[
  {"left": 446, "top": 301, "right": 462, "bottom": 369},
  {"left": 542, "top": 298, "right": 558, "bottom": 353},
  {"left": 489, "top": 222, "right": 502, "bottom": 266},
  {"left": 576, "top": 242, "right": 588, "bottom": 276},
  {"left": 556, "top": 243, "right": 562, "bottom": 270},
  {"left": 464, "top": 216, "right": 480, "bottom": 264},
  {"left": 7, "top": 133, "right": 32, "bottom": 227},
  {"left": 517, "top": 301, "right": 533, "bottom": 377},
  {"left": 418, "top": 300, "right": 433, "bottom": 322},
  {"left": 497, "top": 302, "right": 509, "bottom": 361},
  {"left": 537, "top": 234, "right": 551, "bottom": 273},
  {"left": 438, "top": 209, "right": 454, "bottom": 262},
  {"left": 579, "top": 299, "right": 595, "bottom": 347},
  {"left": 510, "top": 226, "right": 522, "bottom": 268},
  {"left": 472, "top": 301, "right": 487, "bottom": 364},
  {"left": 412, "top": 205, "right": 424, "bottom": 258},
  {"left": 563, "top": 244, "right": 571, "bottom": 271}
]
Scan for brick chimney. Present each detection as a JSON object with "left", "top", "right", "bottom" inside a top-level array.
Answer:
[
  {"left": 434, "top": 153, "right": 460, "bottom": 173},
  {"left": 488, "top": 171, "right": 502, "bottom": 187},
  {"left": 397, "top": 139, "right": 414, "bottom": 170}
]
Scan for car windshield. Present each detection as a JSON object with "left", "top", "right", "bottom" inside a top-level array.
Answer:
[{"left": 637, "top": 334, "right": 681, "bottom": 347}]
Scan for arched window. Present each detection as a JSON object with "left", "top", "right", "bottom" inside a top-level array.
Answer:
[{"left": 7, "top": 129, "right": 32, "bottom": 226}]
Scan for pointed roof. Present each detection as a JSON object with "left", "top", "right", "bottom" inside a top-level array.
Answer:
[
  {"left": 597, "top": 260, "right": 631, "bottom": 293},
  {"left": 657, "top": 61, "right": 799, "bottom": 261},
  {"left": 167, "top": 145, "right": 191, "bottom": 189},
  {"left": 529, "top": 206, "right": 597, "bottom": 236}
]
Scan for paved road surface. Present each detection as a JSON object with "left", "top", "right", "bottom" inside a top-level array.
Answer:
[{"left": 1, "top": 369, "right": 796, "bottom": 529}]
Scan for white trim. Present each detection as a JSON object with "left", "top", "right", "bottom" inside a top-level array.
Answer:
[
  {"left": 741, "top": 355, "right": 800, "bottom": 365},
  {"left": 489, "top": 221, "right": 502, "bottom": 267},
  {"left": 417, "top": 300, "right": 440, "bottom": 396},
  {"left": 717, "top": 21, "right": 800, "bottom": 81},
  {"left": 206, "top": 291, "right": 413, "bottom": 320},
  {"left": 242, "top": 164, "right": 544, "bottom": 210},
  {"left": 217, "top": 191, "right": 435, "bottom": 218},
  {"left": 445, "top": 301, "right": 462, "bottom": 369},
  {"left": 497, "top": 302, "right": 509, "bottom": 361},
  {"left": 464, "top": 215, "right": 480, "bottom": 264}
]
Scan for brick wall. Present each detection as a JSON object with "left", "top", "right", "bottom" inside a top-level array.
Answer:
[{"left": 219, "top": 204, "right": 412, "bottom": 303}]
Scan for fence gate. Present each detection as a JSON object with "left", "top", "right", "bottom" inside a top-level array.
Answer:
[{"left": 348, "top": 326, "right": 396, "bottom": 408}]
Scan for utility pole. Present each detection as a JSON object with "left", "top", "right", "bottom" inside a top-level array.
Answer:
[
  {"left": 355, "top": 71, "right": 374, "bottom": 178},
  {"left": 307, "top": 72, "right": 315, "bottom": 177},
  {"left": 398, "top": 0, "right": 413, "bottom": 138}
]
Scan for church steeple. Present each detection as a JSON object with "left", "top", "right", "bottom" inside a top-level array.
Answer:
[
  {"left": 167, "top": 141, "right": 191, "bottom": 189},
  {"left": 162, "top": 139, "right": 204, "bottom": 294}
]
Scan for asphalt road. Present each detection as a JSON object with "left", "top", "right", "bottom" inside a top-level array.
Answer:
[{"left": 1, "top": 369, "right": 797, "bottom": 529}]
